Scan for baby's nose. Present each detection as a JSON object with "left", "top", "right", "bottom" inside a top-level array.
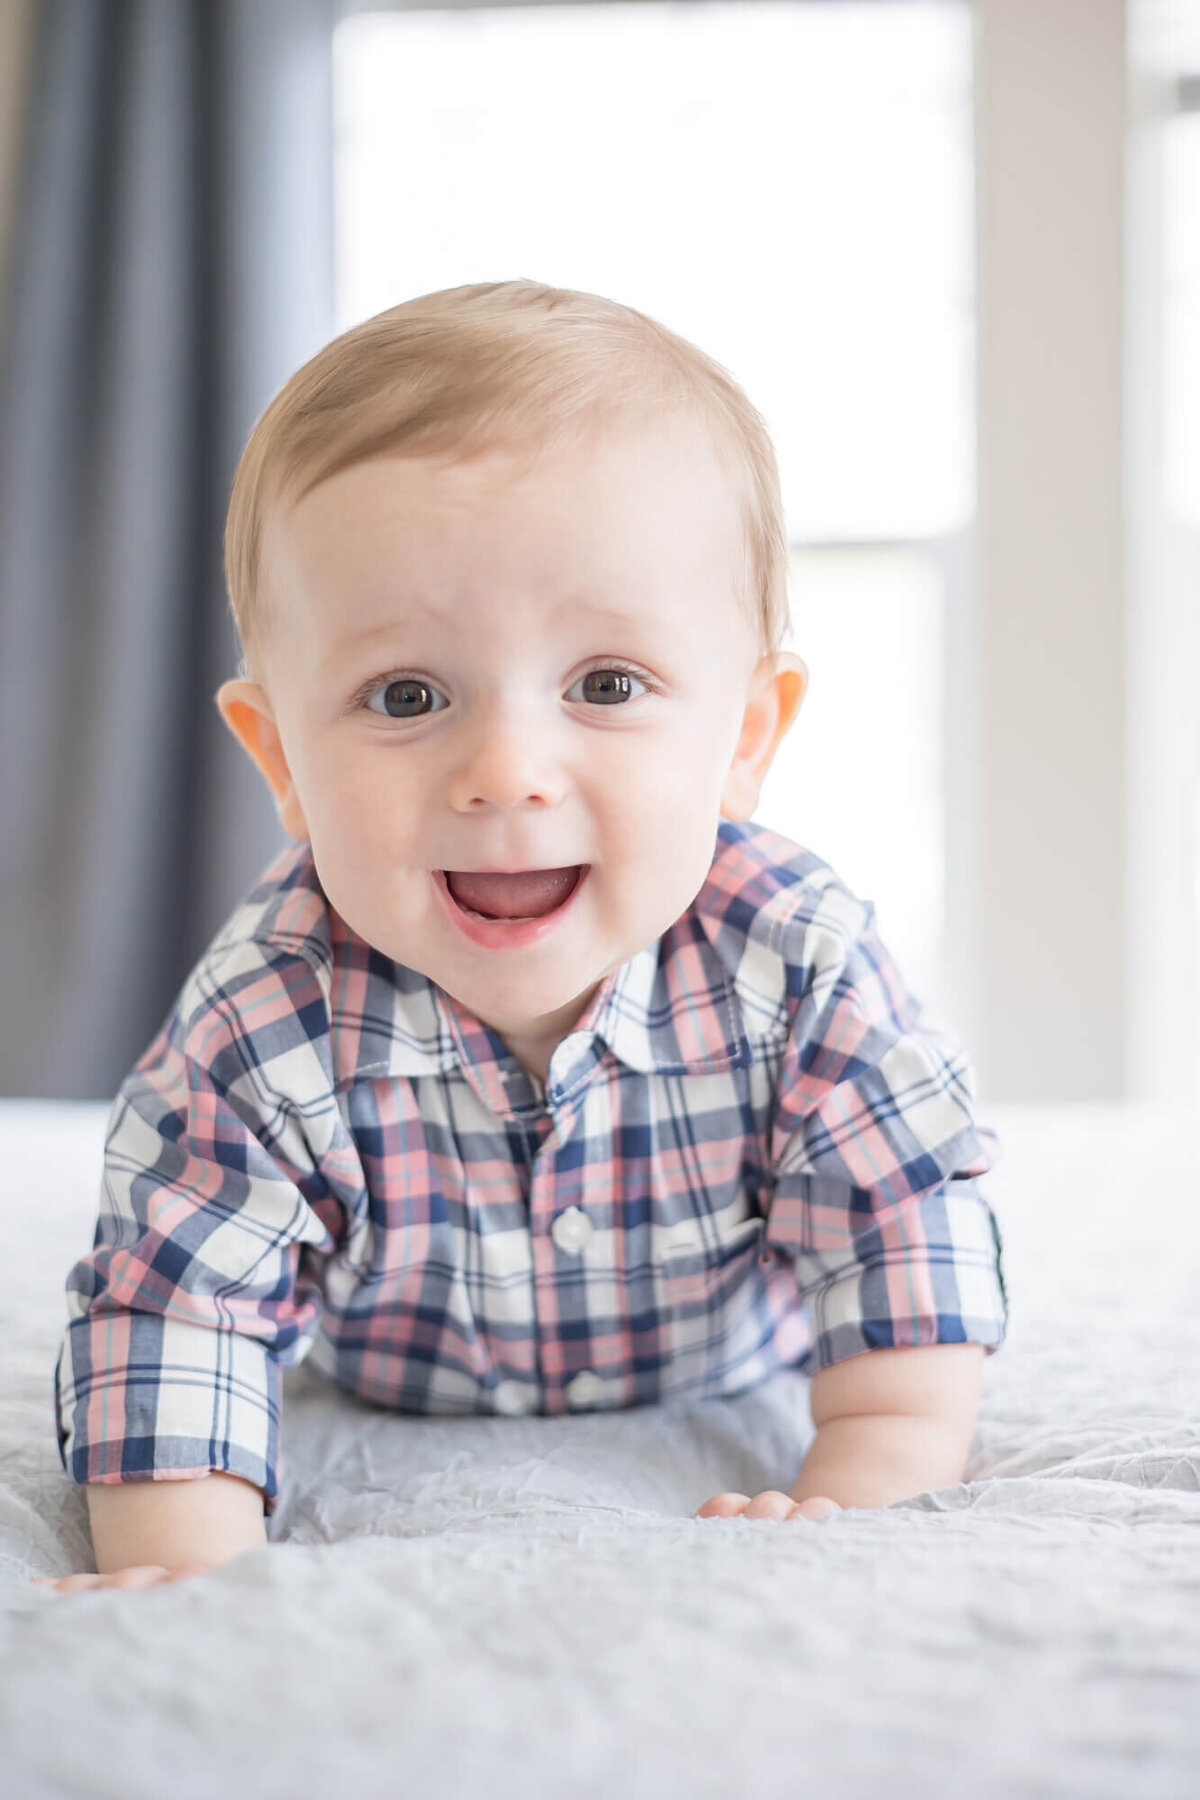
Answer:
[{"left": 446, "top": 714, "right": 566, "bottom": 813}]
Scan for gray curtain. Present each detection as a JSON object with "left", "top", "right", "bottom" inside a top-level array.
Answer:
[{"left": 0, "top": 0, "right": 336, "bottom": 1099}]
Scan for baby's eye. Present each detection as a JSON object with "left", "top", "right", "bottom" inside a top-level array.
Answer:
[
  {"left": 566, "top": 667, "right": 647, "bottom": 706},
  {"left": 365, "top": 677, "right": 449, "bottom": 719}
]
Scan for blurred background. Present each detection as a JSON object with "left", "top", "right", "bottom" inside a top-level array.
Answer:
[{"left": 0, "top": 0, "right": 1196, "bottom": 1108}]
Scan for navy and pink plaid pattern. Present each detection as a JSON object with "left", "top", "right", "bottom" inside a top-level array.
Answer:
[{"left": 55, "top": 820, "right": 1008, "bottom": 1512}]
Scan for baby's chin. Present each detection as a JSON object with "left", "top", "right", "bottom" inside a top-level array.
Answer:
[{"left": 324, "top": 858, "right": 699, "bottom": 1007}]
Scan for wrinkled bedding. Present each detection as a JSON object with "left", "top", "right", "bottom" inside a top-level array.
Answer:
[{"left": 1, "top": 1097, "right": 1197, "bottom": 1799}]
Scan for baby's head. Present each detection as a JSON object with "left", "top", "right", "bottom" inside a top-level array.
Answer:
[{"left": 217, "top": 280, "right": 807, "bottom": 1071}]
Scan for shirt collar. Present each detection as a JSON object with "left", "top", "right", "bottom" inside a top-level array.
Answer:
[
  {"left": 327, "top": 907, "right": 758, "bottom": 1092},
  {"left": 244, "top": 822, "right": 793, "bottom": 1095},
  {"left": 586, "top": 928, "right": 753, "bottom": 1075}
]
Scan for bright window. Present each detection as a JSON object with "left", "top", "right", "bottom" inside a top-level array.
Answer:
[{"left": 334, "top": 1, "right": 974, "bottom": 1006}]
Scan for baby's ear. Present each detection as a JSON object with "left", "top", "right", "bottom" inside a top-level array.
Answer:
[
  {"left": 720, "top": 653, "right": 808, "bottom": 822},
  {"left": 215, "top": 679, "right": 309, "bottom": 840}
]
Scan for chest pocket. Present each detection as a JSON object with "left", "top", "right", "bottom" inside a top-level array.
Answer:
[{"left": 650, "top": 1188, "right": 767, "bottom": 1318}]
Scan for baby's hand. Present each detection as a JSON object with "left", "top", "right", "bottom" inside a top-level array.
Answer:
[
  {"left": 693, "top": 1491, "right": 842, "bottom": 1523},
  {"left": 31, "top": 1563, "right": 211, "bottom": 1596}
]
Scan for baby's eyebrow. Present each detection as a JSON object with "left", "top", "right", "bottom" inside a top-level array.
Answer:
[
  {"left": 319, "top": 606, "right": 446, "bottom": 674},
  {"left": 568, "top": 601, "right": 647, "bottom": 627},
  {"left": 338, "top": 603, "right": 445, "bottom": 646},
  {"left": 328, "top": 596, "right": 650, "bottom": 669}
]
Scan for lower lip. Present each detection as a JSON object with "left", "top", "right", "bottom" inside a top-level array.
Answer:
[{"left": 433, "top": 866, "right": 589, "bottom": 949}]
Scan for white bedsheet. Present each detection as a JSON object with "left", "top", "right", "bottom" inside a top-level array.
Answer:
[{"left": 0, "top": 1097, "right": 1197, "bottom": 1798}]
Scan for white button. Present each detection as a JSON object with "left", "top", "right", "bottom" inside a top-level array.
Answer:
[
  {"left": 550, "top": 1207, "right": 594, "bottom": 1254},
  {"left": 565, "top": 1369, "right": 605, "bottom": 1409},
  {"left": 493, "top": 1380, "right": 531, "bottom": 1415}
]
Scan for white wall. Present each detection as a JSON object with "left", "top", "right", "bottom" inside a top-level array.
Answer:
[{"left": 974, "top": 0, "right": 1128, "bottom": 1100}]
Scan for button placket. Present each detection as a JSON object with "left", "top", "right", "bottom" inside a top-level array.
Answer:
[{"left": 527, "top": 1093, "right": 601, "bottom": 1412}]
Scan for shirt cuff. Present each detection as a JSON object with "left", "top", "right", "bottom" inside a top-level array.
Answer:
[
  {"left": 55, "top": 1312, "right": 282, "bottom": 1514},
  {"left": 803, "top": 1255, "right": 1009, "bottom": 1372}
]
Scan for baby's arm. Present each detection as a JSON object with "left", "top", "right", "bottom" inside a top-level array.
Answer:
[
  {"left": 696, "top": 1341, "right": 983, "bottom": 1522},
  {"left": 790, "top": 1340, "right": 983, "bottom": 1508},
  {"left": 88, "top": 1471, "right": 268, "bottom": 1572},
  {"left": 51, "top": 946, "right": 350, "bottom": 1594},
  {"left": 696, "top": 884, "right": 1007, "bottom": 1525},
  {"left": 37, "top": 1473, "right": 267, "bottom": 1594}
]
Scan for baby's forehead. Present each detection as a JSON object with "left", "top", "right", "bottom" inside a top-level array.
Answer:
[
  {"left": 275, "top": 425, "right": 739, "bottom": 573},
  {"left": 252, "top": 416, "right": 761, "bottom": 672}
]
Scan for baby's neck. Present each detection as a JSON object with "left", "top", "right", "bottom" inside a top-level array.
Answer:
[{"left": 498, "top": 1034, "right": 553, "bottom": 1085}]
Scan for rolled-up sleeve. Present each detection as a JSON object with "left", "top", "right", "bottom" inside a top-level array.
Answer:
[
  {"left": 764, "top": 897, "right": 1008, "bottom": 1372},
  {"left": 54, "top": 947, "right": 347, "bottom": 1513}
]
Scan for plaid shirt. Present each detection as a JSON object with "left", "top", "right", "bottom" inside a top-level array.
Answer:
[{"left": 55, "top": 821, "right": 1008, "bottom": 1513}]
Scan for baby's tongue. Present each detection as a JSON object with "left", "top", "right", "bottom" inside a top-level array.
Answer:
[{"left": 445, "top": 867, "right": 579, "bottom": 920}]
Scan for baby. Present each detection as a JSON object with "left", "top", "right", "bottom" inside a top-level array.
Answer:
[{"left": 47, "top": 280, "right": 1007, "bottom": 1593}]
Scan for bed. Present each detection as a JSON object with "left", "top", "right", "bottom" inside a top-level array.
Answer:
[{"left": 1, "top": 1096, "right": 1197, "bottom": 1798}]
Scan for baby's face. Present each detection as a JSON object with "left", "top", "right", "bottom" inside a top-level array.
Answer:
[{"left": 226, "top": 420, "right": 800, "bottom": 1074}]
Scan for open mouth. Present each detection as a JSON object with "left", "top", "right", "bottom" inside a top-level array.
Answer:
[
  {"left": 442, "top": 866, "right": 585, "bottom": 923},
  {"left": 434, "top": 865, "right": 587, "bottom": 950}
]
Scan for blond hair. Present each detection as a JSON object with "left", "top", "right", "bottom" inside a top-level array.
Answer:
[{"left": 224, "top": 280, "right": 791, "bottom": 674}]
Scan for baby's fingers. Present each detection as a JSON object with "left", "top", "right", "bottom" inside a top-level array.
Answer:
[
  {"left": 741, "top": 1490, "right": 799, "bottom": 1520},
  {"left": 32, "top": 1564, "right": 176, "bottom": 1595},
  {"left": 693, "top": 1490, "right": 803, "bottom": 1520},
  {"left": 693, "top": 1491, "right": 843, "bottom": 1522},
  {"left": 790, "top": 1495, "right": 842, "bottom": 1522},
  {"left": 693, "top": 1491, "right": 752, "bottom": 1518}
]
